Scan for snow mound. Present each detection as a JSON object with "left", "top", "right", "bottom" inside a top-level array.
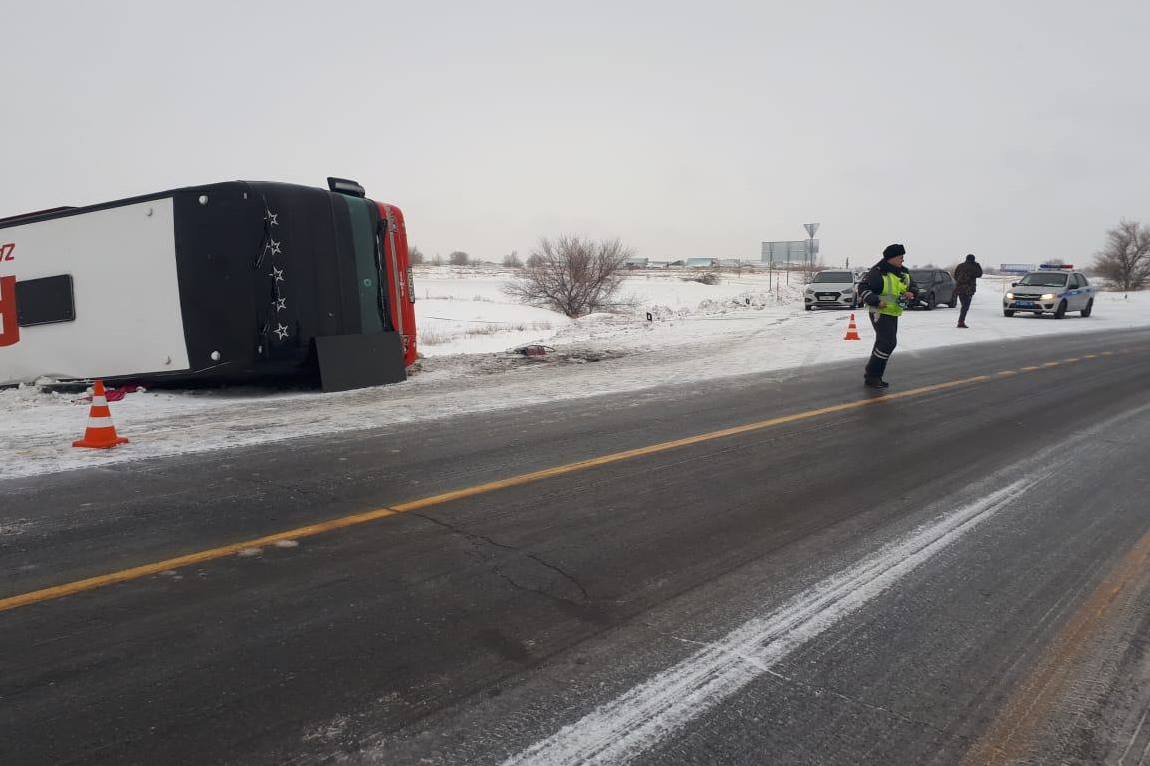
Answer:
[
  {"left": 576, "top": 312, "right": 627, "bottom": 324},
  {"left": 646, "top": 304, "right": 690, "bottom": 321}
]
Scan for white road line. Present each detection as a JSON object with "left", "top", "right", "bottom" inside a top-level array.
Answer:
[{"left": 504, "top": 477, "right": 1036, "bottom": 766}]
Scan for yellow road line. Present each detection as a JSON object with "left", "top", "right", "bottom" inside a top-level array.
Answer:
[
  {"left": 0, "top": 348, "right": 1132, "bottom": 615},
  {"left": 388, "top": 377, "right": 999, "bottom": 514},
  {"left": 0, "top": 509, "right": 401, "bottom": 614},
  {"left": 962, "top": 524, "right": 1150, "bottom": 765},
  {"left": 1020, "top": 366, "right": 1042, "bottom": 372},
  {"left": 0, "top": 376, "right": 987, "bottom": 613}
]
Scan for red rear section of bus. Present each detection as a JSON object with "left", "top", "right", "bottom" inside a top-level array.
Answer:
[{"left": 376, "top": 202, "right": 418, "bottom": 367}]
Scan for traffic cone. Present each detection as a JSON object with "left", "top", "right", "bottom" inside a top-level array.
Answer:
[
  {"left": 73, "top": 380, "right": 130, "bottom": 449},
  {"left": 844, "top": 313, "right": 862, "bottom": 341}
]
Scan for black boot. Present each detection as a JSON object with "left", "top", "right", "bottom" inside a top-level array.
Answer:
[{"left": 864, "top": 377, "right": 890, "bottom": 389}]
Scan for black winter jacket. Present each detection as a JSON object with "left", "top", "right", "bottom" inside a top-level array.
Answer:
[{"left": 953, "top": 261, "right": 983, "bottom": 296}]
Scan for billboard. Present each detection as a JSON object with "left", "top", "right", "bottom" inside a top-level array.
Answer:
[{"left": 761, "top": 240, "right": 818, "bottom": 264}]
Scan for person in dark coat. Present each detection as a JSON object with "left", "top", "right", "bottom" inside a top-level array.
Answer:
[
  {"left": 857, "top": 244, "right": 918, "bottom": 389},
  {"left": 952, "top": 254, "right": 983, "bottom": 328}
]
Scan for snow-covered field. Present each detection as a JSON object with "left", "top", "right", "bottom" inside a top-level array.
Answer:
[
  {"left": 3, "top": 265, "right": 1148, "bottom": 481},
  {"left": 413, "top": 266, "right": 801, "bottom": 356}
]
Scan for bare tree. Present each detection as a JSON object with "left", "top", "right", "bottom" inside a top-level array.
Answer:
[
  {"left": 1095, "top": 220, "right": 1150, "bottom": 291},
  {"left": 448, "top": 251, "right": 470, "bottom": 266},
  {"left": 431, "top": 253, "right": 444, "bottom": 266},
  {"left": 793, "top": 260, "right": 823, "bottom": 285},
  {"left": 409, "top": 245, "right": 425, "bottom": 265},
  {"left": 503, "top": 250, "right": 522, "bottom": 268},
  {"left": 504, "top": 236, "right": 632, "bottom": 317}
]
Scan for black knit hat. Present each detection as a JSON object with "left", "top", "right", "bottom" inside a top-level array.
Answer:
[
  {"left": 965, "top": 253, "right": 976, "bottom": 262},
  {"left": 882, "top": 243, "right": 906, "bottom": 260}
]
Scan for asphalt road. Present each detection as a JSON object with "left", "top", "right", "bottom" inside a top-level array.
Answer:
[{"left": 3, "top": 327, "right": 1150, "bottom": 765}]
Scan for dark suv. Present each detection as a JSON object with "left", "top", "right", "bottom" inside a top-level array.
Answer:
[{"left": 910, "top": 269, "right": 958, "bottom": 310}]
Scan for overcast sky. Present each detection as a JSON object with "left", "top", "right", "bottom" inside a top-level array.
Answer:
[{"left": 5, "top": 1, "right": 1149, "bottom": 267}]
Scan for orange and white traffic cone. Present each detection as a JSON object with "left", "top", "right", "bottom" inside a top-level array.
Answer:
[
  {"left": 844, "top": 313, "right": 862, "bottom": 341},
  {"left": 73, "top": 380, "right": 130, "bottom": 449}
]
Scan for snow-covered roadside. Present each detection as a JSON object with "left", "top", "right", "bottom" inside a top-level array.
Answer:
[
  {"left": 3, "top": 267, "right": 1149, "bottom": 481},
  {"left": 413, "top": 266, "right": 804, "bottom": 356}
]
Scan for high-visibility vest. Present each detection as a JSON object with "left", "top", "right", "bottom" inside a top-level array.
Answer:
[{"left": 877, "top": 271, "right": 912, "bottom": 317}]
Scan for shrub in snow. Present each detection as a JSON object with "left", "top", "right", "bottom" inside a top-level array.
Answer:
[
  {"left": 735, "top": 291, "right": 772, "bottom": 308},
  {"left": 503, "top": 235, "right": 632, "bottom": 318},
  {"left": 646, "top": 304, "right": 688, "bottom": 321},
  {"left": 696, "top": 298, "right": 726, "bottom": 314},
  {"left": 1095, "top": 220, "right": 1150, "bottom": 292}
]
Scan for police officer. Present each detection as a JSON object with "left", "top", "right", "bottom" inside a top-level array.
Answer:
[{"left": 858, "top": 244, "right": 918, "bottom": 389}]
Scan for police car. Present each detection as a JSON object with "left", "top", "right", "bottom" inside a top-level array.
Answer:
[{"left": 1003, "top": 264, "right": 1096, "bottom": 319}]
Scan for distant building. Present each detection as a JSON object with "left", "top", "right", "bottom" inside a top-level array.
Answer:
[
  {"left": 647, "top": 260, "right": 670, "bottom": 269},
  {"left": 718, "top": 258, "right": 761, "bottom": 269},
  {"left": 624, "top": 256, "right": 649, "bottom": 269},
  {"left": 686, "top": 257, "right": 718, "bottom": 268}
]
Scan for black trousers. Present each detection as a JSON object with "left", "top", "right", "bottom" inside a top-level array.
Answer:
[
  {"left": 958, "top": 293, "right": 973, "bottom": 323},
  {"left": 865, "top": 312, "right": 898, "bottom": 380}
]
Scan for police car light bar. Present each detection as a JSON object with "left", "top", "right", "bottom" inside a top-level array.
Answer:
[{"left": 1039, "top": 263, "right": 1074, "bottom": 270}]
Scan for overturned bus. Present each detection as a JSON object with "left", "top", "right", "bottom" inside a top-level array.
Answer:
[{"left": 0, "top": 178, "right": 416, "bottom": 392}]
